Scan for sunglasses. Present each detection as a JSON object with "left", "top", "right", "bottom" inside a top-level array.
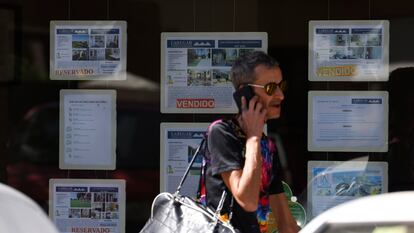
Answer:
[{"left": 247, "top": 80, "right": 287, "bottom": 96}]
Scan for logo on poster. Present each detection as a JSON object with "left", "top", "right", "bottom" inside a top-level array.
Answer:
[{"left": 176, "top": 99, "right": 215, "bottom": 108}]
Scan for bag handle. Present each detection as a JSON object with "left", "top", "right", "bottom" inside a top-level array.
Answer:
[
  {"left": 175, "top": 138, "right": 206, "bottom": 195},
  {"left": 174, "top": 131, "right": 234, "bottom": 221}
]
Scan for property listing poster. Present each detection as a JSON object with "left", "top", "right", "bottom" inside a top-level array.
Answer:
[
  {"left": 49, "top": 179, "right": 126, "bottom": 233},
  {"left": 308, "top": 91, "right": 388, "bottom": 152},
  {"left": 160, "top": 123, "right": 209, "bottom": 198},
  {"left": 50, "top": 21, "right": 127, "bottom": 80},
  {"left": 59, "top": 90, "right": 117, "bottom": 170},
  {"left": 309, "top": 20, "right": 389, "bottom": 81},
  {"left": 307, "top": 160, "right": 388, "bottom": 219},
  {"left": 161, "top": 32, "right": 267, "bottom": 113}
]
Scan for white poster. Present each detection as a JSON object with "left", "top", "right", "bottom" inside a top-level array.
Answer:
[
  {"left": 308, "top": 91, "right": 388, "bottom": 152},
  {"left": 49, "top": 179, "right": 125, "bottom": 233},
  {"left": 309, "top": 20, "right": 389, "bottom": 81},
  {"left": 60, "top": 90, "right": 117, "bottom": 170},
  {"left": 161, "top": 32, "right": 268, "bottom": 113},
  {"left": 307, "top": 160, "right": 388, "bottom": 219},
  {"left": 160, "top": 123, "right": 209, "bottom": 198},
  {"left": 50, "top": 21, "right": 127, "bottom": 80}
]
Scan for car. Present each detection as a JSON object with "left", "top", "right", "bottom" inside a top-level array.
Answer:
[
  {"left": 300, "top": 191, "right": 414, "bottom": 233},
  {"left": 0, "top": 183, "right": 59, "bottom": 233}
]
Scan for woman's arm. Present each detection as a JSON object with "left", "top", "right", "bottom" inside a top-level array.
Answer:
[{"left": 270, "top": 193, "right": 299, "bottom": 233}]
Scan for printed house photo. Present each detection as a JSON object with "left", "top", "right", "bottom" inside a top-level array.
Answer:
[
  {"left": 106, "top": 192, "right": 117, "bottom": 202},
  {"left": 93, "top": 192, "right": 104, "bottom": 202},
  {"left": 347, "top": 47, "right": 365, "bottom": 59},
  {"left": 329, "top": 47, "right": 347, "bottom": 59},
  {"left": 92, "top": 202, "right": 104, "bottom": 212},
  {"left": 90, "top": 35, "right": 105, "bottom": 48},
  {"left": 350, "top": 34, "right": 365, "bottom": 46},
  {"left": 366, "top": 34, "right": 382, "bottom": 46},
  {"left": 70, "top": 192, "right": 92, "bottom": 208},
  {"left": 106, "top": 34, "right": 119, "bottom": 48},
  {"left": 187, "top": 144, "right": 203, "bottom": 164},
  {"left": 81, "top": 208, "right": 91, "bottom": 218},
  {"left": 212, "top": 69, "right": 231, "bottom": 85},
  {"left": 365, "top": 47, "right": 382, "bottom": 59},
  {"left": 91, "top": 210, "right": 99, "bottom": 219},
  {"left": 89, "top": 49, "right": 105, "bottom": 60},
  {"left": 333, "top": 174, "right": 382, "bottom": 196},
  {"left": 72, "top": 49, "right": 89, "bottom": 60},
  {"left": 111, "top": 213, "right": 119, "bottom": 219},
  {"left": 69, "top": 209, "right": 81, "bottom": 218},
  {"left": 330, "top": 34, "right": 349, "bottom": 46},
  {"left": 105, "top": 48, "right": 120, "bottom": 60},
  {"left": 72, "top": 34, "right": 89, "bottom": 48},
  {"left": 105, "top": 202, "right": 119, "bottom": 212},
  {"left": 187, "top": 49, "right": 211, "bottom": 67},
  {"left": 331, "top": 35, "right": 349, "bottom": 46},
  {"left": 187, "top": 69, "right": 211, "bottom": 86},
  {"left": 212, "top": 49, "right": 238, "bottom": 66}
]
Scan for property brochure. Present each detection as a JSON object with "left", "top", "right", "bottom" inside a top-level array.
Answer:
[
  {"left": 161, "top": 32, "right": 267, "bottom": 113},
  {"left": 307, "top": 160, "right": 388, "bottom": 219},
  {"left": 309, "top": 20, "right": 389, "bottom": 81},
  {"left": 49, "top": 179, "right": 125, "bottom": 233},
  {"left": 308, "top": 91, "right": 388, "bottom": 152},
  {"left": 50, "top": 21, "right": 127, "bottom": 80},
  {"left": 160, "top": 123, "right": 209, "bottom": 198},
  {"left": 59, "top": 90, "right": 117, "bottom": 170}
]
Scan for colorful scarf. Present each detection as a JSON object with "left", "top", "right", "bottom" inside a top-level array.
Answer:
[{"left": 256, "top": 137, "right": 275, "bottom": 232}]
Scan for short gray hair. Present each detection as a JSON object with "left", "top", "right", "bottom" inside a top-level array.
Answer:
[{"left": 231, "top": 51, "right": 279, "bottom": 89}]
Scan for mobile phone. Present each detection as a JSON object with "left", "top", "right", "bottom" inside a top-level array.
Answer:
[{"left": 233, "top": 85, "right": 255, "bottom": 112}]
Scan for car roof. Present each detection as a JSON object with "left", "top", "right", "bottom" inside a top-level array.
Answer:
[
  {"left": 0, "top": 183, "right": 59, "bottom": 233},
  {"left": 300, "top": 191, "right": 414, "bottom": 233}
]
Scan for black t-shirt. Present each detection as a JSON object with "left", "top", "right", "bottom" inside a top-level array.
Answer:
[{"left": 205, "top": 119, "right": 283, "bottom": 233}]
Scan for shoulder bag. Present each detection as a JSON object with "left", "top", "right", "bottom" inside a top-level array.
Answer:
[{"left": 139, "top": 139, "right": 235, "bottom": 233}]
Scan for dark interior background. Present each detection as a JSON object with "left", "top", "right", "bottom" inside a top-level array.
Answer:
[{"left": 1, "top": 0, "right": 414, "bottom": 232}]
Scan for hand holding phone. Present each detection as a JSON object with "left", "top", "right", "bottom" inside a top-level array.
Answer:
[
  {"left": 233, "top": 85, "right": 255, "bottom": 112},
  {"left": 233, "top": 85, "right": 266, "bottom": 139}
]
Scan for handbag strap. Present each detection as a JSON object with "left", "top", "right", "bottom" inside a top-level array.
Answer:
[
  {"left": 175, "top": 138, "right": 206, "bottom": 195},
  {"left": 174, "top": 122, "right": 234, "bottom": 222}
]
